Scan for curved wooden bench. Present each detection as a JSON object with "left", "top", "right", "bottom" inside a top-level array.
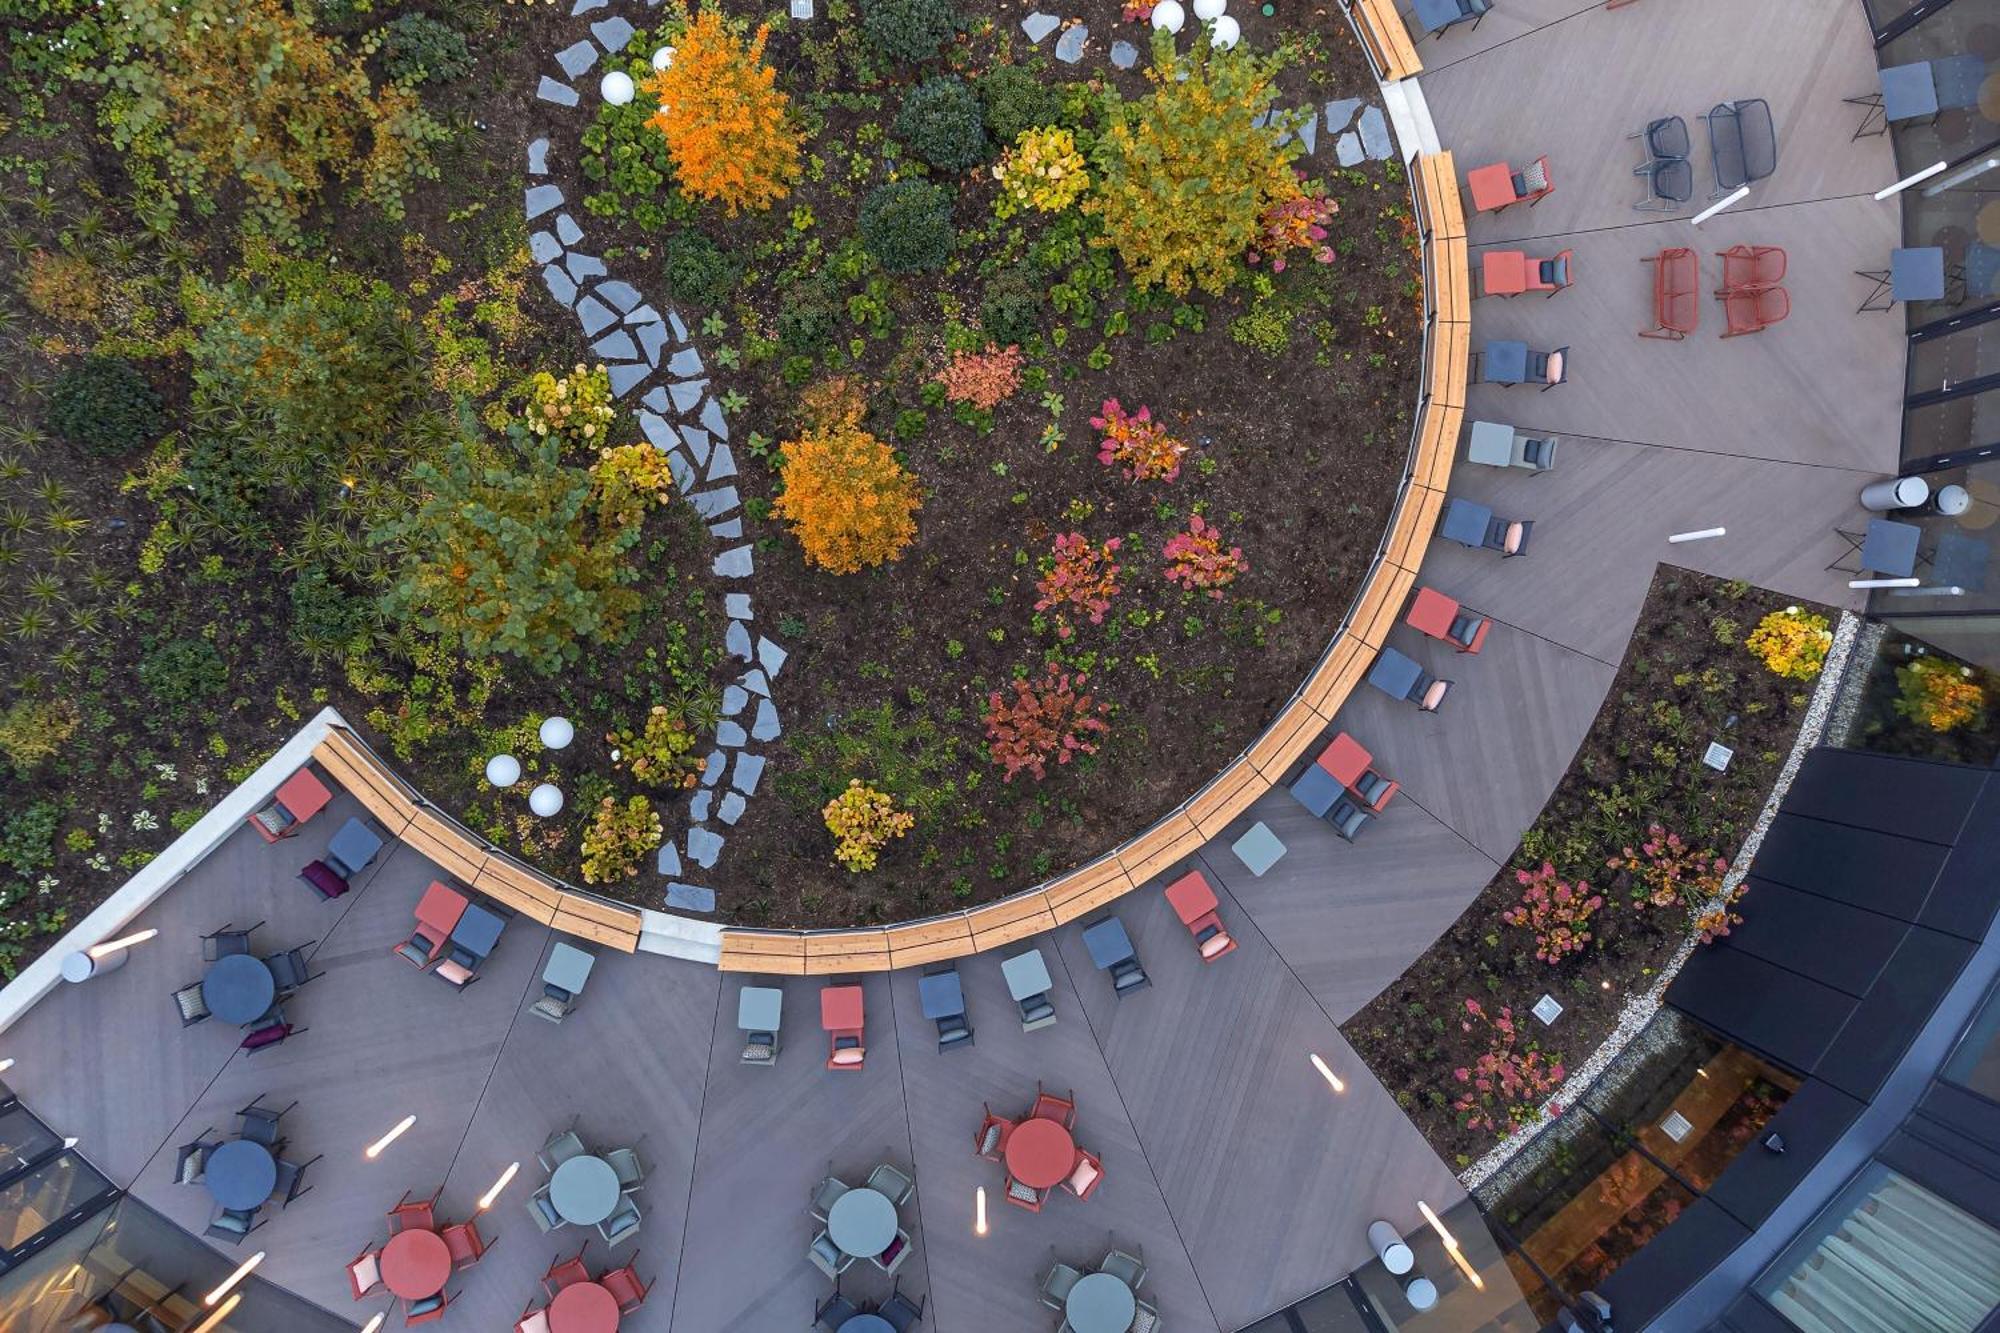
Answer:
[
  {"left": 311, "top": 726, "right": 644, "bottom": 952},
  {"left": 1345, "top": 0, "right": 1424, "bottom": 82},
  {"left": 720, "top": 153, "right": 1470, "bottom": 974}
]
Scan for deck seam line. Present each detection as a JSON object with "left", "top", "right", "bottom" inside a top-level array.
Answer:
[
  {"left": 882, "top": 971, "right": 939, "bottom": 1319},
  {"left": 663, "top": 972, "right": 725, "bottom": 1332},
  {"left": 1457, "top": 426, "right": 1887, "bottom": 475},
  {"left": 1457, "top": 188, "right": 1883, "bottom": 251}
]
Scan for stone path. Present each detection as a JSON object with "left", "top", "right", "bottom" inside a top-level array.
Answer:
[{"left": 529, "top": 0, "right": 786, "bottom": 912}]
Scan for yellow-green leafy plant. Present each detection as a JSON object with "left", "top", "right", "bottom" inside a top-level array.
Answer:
[
  {"left": 821, "top": 779, "right": 915, "bottom": 872},
  {"left": 1895, "top": 656, "right": 1987, "bottom": 734},
  {"left": 0, "top": 697, "right": 80, "bottom": 768},
  {"left": 521, "top": 365, "right": 616, "bottom": 449},
  {"left": 580, "top": 795, "right": 663, "bottom": 884},
  {"left": 992, "top": 127, "right": 1088, "bottom": 219},
  {"left": 1744, "top": 606, "right": 1832, "bottom": 681},
  {"left": 609, "top": 705, "right": 705, "bottom": 790},
  {"left": 591, "top": 443, "right": 678, "bottom": 528}
]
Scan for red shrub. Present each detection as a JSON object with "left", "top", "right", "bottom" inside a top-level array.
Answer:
[
  {"left": 1501, "top": 862, "right": 1605, "bottom": 964},
  {"left": 1034, "top": 532, "right": 1123, "bottom": 635},
  {"left": 1451, "top": 999, "right": 1566, "bottom": 1136},
  {"left": 983, "top": 669, "right": 1109, "bottom": 782}
]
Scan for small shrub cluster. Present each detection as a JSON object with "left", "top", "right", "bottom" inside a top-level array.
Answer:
[
  {"left": 858, "top": 180, "right": 955, "bottom": 274},
  {"left": 992, "top": 127, "right": 1088, "bottom": 219},
  {"left": 1745, "top": 606, "right": 1832, "bottom": 681},
  {"left": 1248, "top": 187, "right": 1338, "bottom": 272},
  {"left": 933, "top": 343, "right": 1022, "bottom": 411},
  {"left": 895, "top": 77, "right": 988, "bottom": 171},
  {"left": 643, "top": 13, "right": 801, "bottom": 217},
  {"left": 1501, "top": 862, "right": 1605, "bottom": 964},
  {"left": 608, "top": 705, "right": 704, "bottom": 790},
  {"left": 138, "top": 637, "right": 228, "bottom": 708},
  {"left": 579, "top": 795, "right": 663, "bottom": 884},
  {"left": 984, "top": 669, "right": 1109, "bottom": 782},
  {"left": 773, "top": 387, "right": 922, "bottom": 574},
  {"left": 1894, "top": 656, "right": 1985, "bottom": 734},
  {"left": 821, "top": 779, "right": 915, "bottom": 872},
  {"left": 861, "top": 0, "right": 961, "bottom": 63},
  {"left": 0, "top": 698, "right": 80, "bottom": 769},
  {"left": 979, "top": 268, "right": 1041, "bottom": 347},
  {"left": 1092, "top": 398, "right": 1186, "bottom": 482},
  {"left": 663, "top": 228, "right": 739, "bottom": 306},
  {"left": 1451, "top": 999, "right": 1565, "bottom": 1137},
  {"left": 977, "top": 64, "right": 1064, "bottom": 144},
  {"left": 1604, "top": 825, "right": 1742, "bottom": 944},
  {"left": 1161, "top": 514, "right": 1247, "bottom": 597},
  {"left": 591, "top": 443, "right": 678, "bottom": 528},
  {"left": 46, "top": 357, "right": 163, "bottom": 457},
  {"left": 375, "top": 13, "right": 472, "bottom": 86},
  {"left": 520, "top": 364, "right": 616, "bottom": 449},
  {"left": 1034, "top": 533, "right": 1123, "bottom": 633}
]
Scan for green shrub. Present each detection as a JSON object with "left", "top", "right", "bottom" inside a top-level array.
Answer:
[
  {"left": 778, "top": 284, "right": 838, "bottom": 353},
  {"left": 0, "top": 802, "right": 60, "bottom": 876},
  {"left": 895, "top": 77, "right": 988, "bottom": 171},
  {"left": 977, "top": 64, "right": 1064, "bottom": 144},
  {"left": 859, "top": 180, "right": 955, "bottom": 274},
  {"left": 663, "top": 228, "right": 739, "bottom": 307},
  {"left": 45, "top": 356, "right": 163, "bottom": 457},
  {"left": 0, "top": 697, "right": 80, "bottom": 770},
  {"left": 290, "top": 567, "right": 373, "bottom": 658},
  {"left": 860, "top": 0, "right": 959, "bottom": 63},
  {"left": 579, "top": 95, "right": 696, "bottom": 233},
  {"left": 378, "top": 13, "right": 472, "bottom": 86},
  {"left": 139, "top": 637, "right": 228, "bottom": 708},
  {"left": 980, "top": 267, "right": 1042, "bottom": 346}
]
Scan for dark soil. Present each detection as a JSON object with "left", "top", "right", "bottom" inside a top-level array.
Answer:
[{"left": 1341, "top": 569, "right": 1830, "bottom": 1167}]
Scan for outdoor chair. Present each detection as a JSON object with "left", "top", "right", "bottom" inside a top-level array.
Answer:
[
  {"left": 935, "top": 1009, "right": 973, "bottom": 1052},
  {"left": 347, "top": 1245, "right": 384, "bottom": 1300},
  {"left": 976, "top": 1106, "right": 1015, "bottom": 1161},
  {"left": 393, "top": 931, "right": 440, "bottom": 969},
  {"left": 1509, "top": 156, "right": 1553, "bottom": 206},
  {"left": 1019, "top": 992, "right": 1057, "bottom": 1031},
  {"left": 1721, "top": 286, "right": 1790, "bottom": 338},
  {"left": 1191, "top": 916, "right": 1237, "bottom": 962},
  {"left": 202, "top": 922, "right": 262, "bottom": 962},
  {"left": 874, "top": 1227, "right": 914, "bottom": 1276},
  {"left": 1132, "top": 1297, "right": 1161, "bottom": 1332},
  {"left": 1414, "top": 668, "right": 1452, "bottom": 712},
  {"left": 527, "top": 1185, "right": 562, "bottom": 1233},
  {"left": 174, "top": 1132, "right": 216, "bottom": 1185},
  {"left": 868, "top": 1162, "right": 916, "bottom": 1208},
  {"left": 1524, "top": 249, "right": 1573, "bottom": 296},
  {"left": 1352, "top": 768, "right": 1401, "bottom": 812},
  {"left": 1413, "top": 0, "right": 1492, "bottom": 38},
  {"left": 1041, "top": 1261, "right": 1083, "bottom": 1309},
  {"left": 815, "top": 1292, "right": 860, "bottom": 1331},
  {"left": 740, "top": 1026, "right": 778, "bottom": 1064},
  {"left": 598, "top": 1194, "right": 642, "bottom": 1246},
  {"left": 1717, "top": 244, "right": 1786, "bottom": 294},
  {"left": 241, "top": 1021, "right": 302, "bottom": 1054},
  {"left": 264, "top": 943, "right": 320, "bottom": 995},
  {"left": 247, "top": 797, "right": 298, "bottom": 842},
  {"left": 529, "top": 982, "right": 574, "bottom": 1025},
  {"left": 1702, "top": 98, "right": 1777, "bottom": 195},
  {"left": 440, "top": 1219, "right": 488, "bottom": 1269},
  {"left": 1631, "top": 116, "right": 1693, "bottom": 211},
  {"left": 807, "top": 1229, "right": 855, "bottom": 1278},
  {"left": 826, "top": 1033, "right": 866, "bottom": 1070},
  {"left": 387, "top": 1186, "right": 442, "bottom": 1236},
  {"left": 298, "top": 859, "right": 349, "bottom": 901},
  {"left": 1326, "top": 796, "right": 1371, "bottom": 842},
  {"left": 172, "top": 981, "right": 210, "bottom": 1027},
  {"left": 1510, "top": 433, "right": 1557, "bottom": 472},
  {"left": 1643, "top": 247, "right": 1700, "bottom": 340},
  {"left": 607, "top": 1145, "right": 645, "bottom": 1192},
  {"left": 1032, "top": 1084, "right": 1079, "bottom": 1129},
  {"left": 881, "top": 1283, "right": 927, "bottom": 1333},
  {"left": 404, "top": 1290, "right": 451, "bottom": 1326},
  {"left": 1526, "top": 346, "right": 1567, "bottom": 391},
  {"left": 204, "top": 1207, "right": 263, "bottom": 1245},
  {"left": 1447, "top": 610, "right": 1491, "bottom": 654},
  {"left": 1480, "top": 516, "right": 1533, "bottom": 558},
  {"left": 810, "top": 1174, "right": 849, "bottom": 1221},
  {"left": 1102, "top": 1246, "right": 1148, "bottom": 1290},
  {"left": 1006, "top": 1175, "right": 1047, "bottom": 1211},
  {"left": 542, "top": 1246, "right": 590, "bottom": 1299},
  {"left": 514, "top": 1301, "right": 550, "bottom": 1333},
  {"left": 237, "top": 1098, "right": 295, "bottom": 1147},
  {"left": 538, "top": 1126, "right": 585, "bottom": 1173},
  {"left": 433, "top": 953, "right": 480, "bottom": 991},
  {"left": 600, "top": 1257, "right": 651, "bottom": 1312},
  {"left": 273, "top": 1153, "right": 322, "bottom": 1208},
  {"left": 1109, "top": 956, "right": 1151, "bottom": 997},
  {"left": 1063, "top": 1147, "right": 1105, "bottom": 1201}
]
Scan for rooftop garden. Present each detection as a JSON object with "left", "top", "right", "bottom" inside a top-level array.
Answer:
[{"left": 0, "top": 0, "right": 1419, "bottom": 962}]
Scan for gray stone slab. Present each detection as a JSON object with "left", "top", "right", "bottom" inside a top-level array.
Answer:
[
  {"left": 529, "top": 230, "right": 562, "bottom": 264},
  {"left": 708, "top": 518, "right": 742, "bottom": 539},
  {"left": 668, "top": 347, "right": 704, "bottom": 378},
  {"left": 536, "top": 76, "right": 580, "bottom": 107},
  {"left": 1110, "top": 39, "right": 1138, "bottom": 69},
  {"left": 714, "top": 545, "right": 754, "bottom": 577},
  {"left": 525, "top": 184, "right": 564, "bottom": 219},
  {"left": 721, "top": 685, "right": 748, "bottom": 716},
  {"left": 700, "top": 398, "right": 729, "bottom": 439},
  {"left": 669, "top": 379, "right": 706, "bottom": 413},
  {"left": 1335, "top": 130, "right": 1364, "bottom": 167},
  {"left": 1358, "top": 104, "right": 1392, "bottom": 160},
  {"left": 591, "top": 330, "right": 637, "bottom": 361},
  {"left": 715, "top": 720, "right": 748, "bottom": 748},
  {"left": 556, "top": 40, "right": 598, "bottom": 78},
  {"left": 638, "top": 411, "right": 677, "bottom": 449},
  {"left": 691, "top": 483, "right": 738, "bottom": 521},
  {"left": 731, "top": 753, "right": 766, "bottom": 794},
  {"left": 700, "top": 750, "right": 725, "bottom": 787},
  {"left": 565, "top": 252, "right": 608, "bottom": 282},
  {"left": 668, "top": 309, "right": 689, "bottom": 341},
  {"left": 1298, "top": 108, "right": 1318, "bottom": 156},
  {"left": 575, "top": 296, "right": 617, "bottom": 336},
  {"left": 716, "top": 792, "right": 747, "bottom": 825},
  {"left": 606, "top": 361, "right": 649, "bottom": 398},
  {"left": 643, "top": 386, "right": 672, "bottom": 414},
  {"left": 1325, "top": 97, "right": 1362, "bottom": 132},
  {"left": 757, "top": 636, "right": 787, "bottom": 677},
  {"left": 590, "top": 16, "right": 636, "bottom": 51},
  {"left": 680, "top": 426, "right": 710, "bottom": 458},
  {"left": 656, "top": 842, "right": 683, "bottom": 876},
  {"left": 598, "top": 280, "right": 643, "bottom": 312},
  {"left": 667, "top": 450, "right": 695, "bottom": 491},
  {"left": 527, "top": 137, "right": 550, "bottom": 174},
  {"left": 1054, "top": 24, "right": 1088, "bottom": 62},
  {"left": 666, "top": 882, "right": 717, "bottom": 912},
  {"left": 724, "top": 593, "right": 752, "bottom": 620},
  {"left": 1022, "top": 11, "right": 1060, "bottom": 42},
  {"left": 625, "top": 303, "right": 663, "bottom": 325},
  {"left": 740, "top": 669, "right": 769, "bottom": 698},
  {"left": 685, "top": 825, "right": 724, "bottom": 870},
  {"left": 556, "top": 213, "right": 584, "bottom": 246},
  {"left": 689, "top": 789, "right": 712, "bottom": 822},
  {"left": 750, "top": 699, "right": 781, "bottom": 742},
  {"left": 637, "top": 321, "right": 668, "bottom": 366},
  {"left": 725, "top": 619, "right": 753, "bottom": 661},
  {"left": 541, "top": 264, "right": 578, "bottom": 307},
  {"left": 706, "top": 443, "right": 737, "bottom": 482},
  {"left": 572, "top": 0, "right": 607, "bottom": 12}
]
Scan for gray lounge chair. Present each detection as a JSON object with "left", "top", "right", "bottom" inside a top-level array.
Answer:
[
  {"left": 1041, "top": 1261, "right": 1083, "bottom": 1309},
  {"left": 1510, "top": 433, "right": 1557, "bottom": 472},
  {"left": 597, "top": 1194, "right": 641, "bottom": 1246},
  {"left": 867, "top": 1163, "right": 916, "bottom": 1208},
  {"left": 1326, "top": 796, "right": 1371, "bottom": 842},
  {"left": 809, "top": 1175, "right": 849, "bottom": 1221}
]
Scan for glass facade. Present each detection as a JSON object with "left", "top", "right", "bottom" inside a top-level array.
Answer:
[
  {"left": 1941, "top": 976, "right": 2000, "bottom": 1104},
  {"left": 1840, "top": 624, "right": 2000, "bottom": 766},
  {"left": 1875, "top": 6, "right": 1999, "bottom": 188}
]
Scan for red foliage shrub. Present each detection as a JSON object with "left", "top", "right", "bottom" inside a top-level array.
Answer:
[
  {"left": 1034, "top": 532, "right": 1122, "bottom": 635},
  {"left": 983, "top": 669, "right": 1109, "bottom": 782}
]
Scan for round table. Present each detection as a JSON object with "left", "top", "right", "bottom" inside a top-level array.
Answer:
[
  {"left": 550, "top": 1154, "right": 622, "bottom": 1226},
  {"left": 826, "top": 1187, "right": 897, "bottom": 1257},
  {"left": 549, "top": 1280, "right": 621, "bottom": 1333},
  {"left": 202, "top": 954, "right": 276, "bottom": 1025},
  {"left": 380, "top": 1229, "right": 452, "bottom": 1301},
  {"left": 1065, "top": 1273, "right": 1137, "bottom": 1333},
  {"left": 203, "top": 1140, "right": 276, "bottom": 1211},
  {"left": 1004, "top": 1117, "right": 1076, "bottom": 1189},
  {"left": 838, "top": 1316, "right": 894, "bottom": 1333}
]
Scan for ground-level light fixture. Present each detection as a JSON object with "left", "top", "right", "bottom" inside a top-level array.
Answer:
[
  {"left": 1310, "top": 1053, "right": 1346, "bottom": 1093},
  {"left": 204, "top": 1251, "right": 264, "bottom": 1305},
  {"left": 485, "top": 754, "right": 521, "bottom": 788},
  {"left": 189, "top": 1294, "right": 241, "bottom": 1333},
  {"left": 540, "top": 715, "right": 575, "bottom": 750},
  {"left": 1151, "top": 0, "right": 1185, "bottom": 31},
  {"left": 601, "top": 71, "right": 635, "bottom": 105},
  {"left": 975, "top": 1186, "right": 988, "bottom": 1236},
  {"left": 366, "top": 1115, "right": 416, "bottom": 1159},
  {"left": 88, "top": 929, "right": 157, "bottom": 959},
  {"left": 1209, "top": 14, "right": 1240, "bottom": 47},
  {"left": 530, "top": 784, "right": 565, "bottom": 818},
  {"left": 480, "top": 1162, "right": 520, "bottom": 1210}
]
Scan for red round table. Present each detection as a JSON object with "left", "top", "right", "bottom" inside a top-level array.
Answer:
[
  {"left": 1005, "top": 1116, "right": 1076, "bottom": 1189},
  {"left": 380, "top": 1229, "right": 451, "bottom": 1300},
  {"left": 550, "top": 1280, "right": 621, "bottom": 1333}
]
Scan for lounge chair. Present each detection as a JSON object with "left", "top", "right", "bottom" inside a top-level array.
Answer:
[
  {"left": 393, "top": 930, "right": 440, "bottom": 969},
  {"left": 1702, "top": 98, "right": 1777, "bottom": 196},
  {"left": 598, "top": 1194, "right": 642, "bottom": 1246},
  {"left": 1041, "top": 1261, "right": 1083, "bottom": 1309},
  {"left": 868, "top": 1162, "right": 916, "bottom": 1208},
  {"left": 1510, "top": 433, "right": 1557, "bottom": 472},
  {"left": 1524, "top": 249, "right": 1573, "bottom": 296},
  {"left": 1109, "top": 957, "right": 1150, "bottom": 996},
  {"left": 1326, "top": 796, "right": 1371, "bottom": 842},
  {"left": 1527, "top": 345, "right": 1568, "bottom": 391}
]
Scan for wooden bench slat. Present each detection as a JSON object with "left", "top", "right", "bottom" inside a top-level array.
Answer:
[
  {"left": 1389, "top": 484, "right": 1447, "bottom": 573},
  {"left": 311, "top": 733, "right": 415, "bottom": 836},
  {"left": 400, "top": 807, "right": 487, "bottom": 885},
  {"left": 1113, "top": 815, "right": 1205, "bottom": 894},
  {"left": 1042, "top": 857, "right": 1132, "bottom": 915},
  {"left": 1302, "top": 635, "right": 1374, "bottom": 718},
  {"left": 1245, "top": 698, "right": 1328, "bottom": 779},
  {"left": 550, "top": 911, "right": 640, "bottom": 953},
  {"left": 970, "top": 898, "right": 1058, "bottom": 953}
]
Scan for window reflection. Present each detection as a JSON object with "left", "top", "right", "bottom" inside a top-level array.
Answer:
[
  {"left": 0, "top": 1155, "right": 113, "bottom": 1258},
  {"left": 1943, "top": 979, "right": 2000, "bottom": 1103}
]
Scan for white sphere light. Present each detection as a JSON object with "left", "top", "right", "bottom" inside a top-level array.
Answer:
[
  {"left": 651, "top": 45, "right": 676, "bottom": 70},
  {"left": 529, "top": 784, "right": 565, "bottom": 818},
  {"left": 539, "top": 716, "right": 575, "bottom": 751},
  {"left": 1192, "top": 0, "right": 1226, "bottom": 20},
  {"left": 1209, "top": 14, "right": 1241, "bottom": 47},
  {"left": 601, "top": 70, "right": 635, "bottom": 105},
  {"left": 484, "top": 753, "right": 521, "bottom": 788},
  {"left": 1151, "top": 0, "right": 1185, "bottom": 33}
]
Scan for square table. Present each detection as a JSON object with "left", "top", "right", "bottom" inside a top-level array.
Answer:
[
  {"left": 1481, "top": 250, "right": 1528, "bottom": 297},
  {"left": 1481, "top": 339, "right": 1529, "bottom": 385},
  {"left": 1466, "top": 420, "right": 1515, "bottom": 467},
  {"left": 738, "top": 984, "right": 784, "bottom": 1032},
  {"left": 1317, "top": 733, "right": 1373, "bottom": 789},
  {"left": 1407, "top": 586, "right": 1460, "bottom": 639},
  {"left": 450, "top": 902, "right": 505, "bottom": 961},
  {"left": 1368, "top": 647, "right": 1424, "bottom": 701},
  {"left": 1860, "top": 519, "right": 1922, "bottom": 578},
  {"left": 821, "top": 984, "right": 864, "bottom": 1031},
  {"left": 1231, "top": 821, "right": 1287, "bottom": 877},
  {"left": 1465, "top": 162, "right": 1518, "bottom": 213},
  {"left": 325, "top": 817, "right": 383, "bottom": 876},
  {"left": 1441, "top": 498, "right": 1493, "bottom": 548},
  {"left": 544, "top": 941, "right": 595, "bottom": 994},
  {"left": 414, "top": 881, "right": 469, "bottom": 939},
  {"left": 273, "top": 769, "right": 332, "bottom": 826},
  {"left": 1288, "top": 763, "right": 1342, "bottom": 818},
  {"left": 916, "top": 970, "right": 966, "bottom": 1020},
  {"left": 1080, "top": 917, "right": 1135, "bottom": 970},
  {"left": 1163, "top": 870, "right": 1218, "bottom": 927},
  {"left": 1001, "top": 949, "right": 1053, "bottom": 1002},
  {"left": 1879, "top": 61, "right": 1939, "bottom": 124},
  {"left": 1891, "top": 247, "right": 1947, "bottom": 303}
]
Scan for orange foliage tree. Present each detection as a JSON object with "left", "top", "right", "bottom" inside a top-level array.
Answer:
[
  {"left": 642, "top": 12, "right": 801, "bottom": 217},
  {"left": 772, "top": 383, "right": 922, "bottom": 574}
]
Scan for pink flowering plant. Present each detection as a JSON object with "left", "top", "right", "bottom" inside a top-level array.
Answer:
[
  {"left": 1247, "top": 180, "right": 1338, "bottom": 272},
  {"left": 1605, "top": 824, "right": 1745, "bottom": 944},
  {"left": 1091, "top": 398, "right": 1187, "bottom": 482},
  {"left": 1034, "top": 533, "right": 1124, "bottom": 637},
  {"left": 1501, "top": 862, "right": 1606, "bottom": 964},
  {"left": 1162, "top": 513, "right": 1248, "bottom": 597},
  {"left": 1451, "top": 999, "right": 1566, "bottom": 1136}
]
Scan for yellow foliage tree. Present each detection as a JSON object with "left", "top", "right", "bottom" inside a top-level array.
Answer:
[
  {"left": 643, "top": 12, "right": 802, "bottom": 217},
  {"left": 772, "top": 385, "right": 921, "bottom": 574}
]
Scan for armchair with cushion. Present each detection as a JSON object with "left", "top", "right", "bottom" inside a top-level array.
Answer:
[
  {"left": 600, "top": 1257, "right": 651, "bottom": 1312},
  {"left": 807, "top": 1229, "right": 855, "bottom": 1278},
  {"left": 514, "top": 1301, "right": 550, "bottom": 1333},
  {"left": 1510, "top": 433, "right": 1557, "bottom": 472},
  {"left": 1005, "top": 1176, "right": 1047, "bottom": 1212},
  {"left": 874, "top": 1227, "right": 913, "bottom": 1276},
  {"left": 527, "top": 1185, "right": 562, "bottom": 1233},
  {"left": 174, "top": 1133, "right": 217, "bottom": 1185},
  {"left": 404, "top": 1290, "right": 451, "bottom": 1326},
  {"left": 204, "top": 1207, "right": 263, "bottom": 1245},
  {"left": 393, "top": 932, "right": 440, "bottom": 969},
  {"left": 299, "top": 859, "right": 349, "bottom": 901},
  {"left": 347, "top": 1245, "right": 383, "bottom": 1301},
  {"left": 1063, "top": 1147, "right": 1105, "bottom": 1201},
  {"left": 241, "top": 1021, "right": 302, "bottom": 1054},
  {"left": 598, "top": 1194, "right": 642, "bottom": 1246},
  {"left": 1524, "top": 248, "right": 1573, "bottom": 296},
  {"left": 172, "top": 982, "right": 210, "bottom": 1027},
  {"left": 1326, "top": 796, "right": 1371, "bottom": 843},
  {"left": 976, "top": 1106, "right": 1015, "bottom": 1161}
]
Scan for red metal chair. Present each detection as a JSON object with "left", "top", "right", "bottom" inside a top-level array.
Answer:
[
  {"left": 600, "top": 1257, "right": 652, "bottom": 1312},
  {"left": 1062, "top": 1146, "right": 1106, "bottom": 1201},
  {"left": 514, "top": 1300, "right": 550, "bottom": 1333},
  {"left": 975, "top": 1105, "right": 1016, "bottom": 1161},
  {"left": 440, "top": 1219, "right": 489, "bottom": 1270},
  {"left": 1030, "top": 1082, "right": 1077, "bottom": 1129},
  {"left": 347, "top": 1245, "right": 383, "bottom": 1301},
  {"left": 542, "top": 1245, "right": 590, "bottom": 1300},
  {"left": 1002, "top": 1173, "right": 1046, "bottom": 1212},
  {"left": 1642, "top": 247, "right": 1700, "bottom": 339},
  {"left": 1722, "top": 286, "right": 1790, "bottom": 338},
  {"left": 1716, "top": 244, "right": 1785, "bottom": 294},
  {"left": 387, "top": 1186, "right": 442, "bottom": 1236}
]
